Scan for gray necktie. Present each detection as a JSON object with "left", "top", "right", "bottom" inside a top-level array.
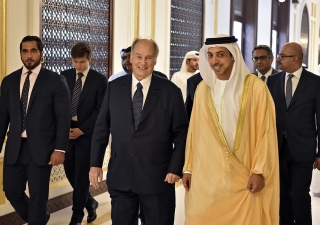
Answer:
[
  {"left": 132, "top": 82, "right": 143, "bottom": 130},
  {"left": 70, "top": 73, "right": 84, "bottom": 117},
  {"left": 286, "top": 74, "right": 294, "bottom": 107},
  {"left": 261, "top": 75, "right": 266, "bottom": 82}
]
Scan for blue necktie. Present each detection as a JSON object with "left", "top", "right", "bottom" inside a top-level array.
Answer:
[
  {"left": 261, "top": 75, "right": 266, "bottom": 82},
  {"left": 21, "top": 70, "right": 32, "bottom": 132},
  {"left": 132, "top": 82, "right": 143, "bottom": 130},
  {"left": 286, "top": 74, "right": 294, "bottom": 107},
  {"left": 71, "top": 73, "right": 84, "bottom": 117}
]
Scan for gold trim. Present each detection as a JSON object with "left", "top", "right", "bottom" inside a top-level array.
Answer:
[
  {"left": 134, "top": 0, "right": 140, "bottom": 38},
  {"left": 206, "top": 75, "right": 253, "bottom": 172},
  {"left": 151, "top": 0, "right": 156, "bottom": 39},
  {"left": 214, "top": 0, "right": 218, "bottom": 36},
  {"left": 234, "top": 75, "right": 253, "bottom": 150},
  {"left": 0, "top": 0, "right": 7, "bottom": 82}
]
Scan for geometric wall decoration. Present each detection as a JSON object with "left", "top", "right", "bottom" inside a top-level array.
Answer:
[
  {"left": 41, "top": 0, "right": 110, "bottom": 75},
  {"left": 170, "top": 0, "right": 203, "bottom": 77}
]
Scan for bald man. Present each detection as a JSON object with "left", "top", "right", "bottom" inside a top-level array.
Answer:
[{"left": 268, "top": 42, "right": 320, "bottom": 225}]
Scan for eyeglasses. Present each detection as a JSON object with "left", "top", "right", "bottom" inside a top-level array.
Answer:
[
  {"left": 252, "top": 56, "right": 269, "bottom": 62},
  {"left": 277, "top": 54, "right": 295, "bottom": 60}
]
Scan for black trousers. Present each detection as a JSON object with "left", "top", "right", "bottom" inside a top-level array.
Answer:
[
  {"left": 3, "top": 138, "right": 52, "bottom": 225},
  {"left": 108, "top": 186, "right": 175, "bottom": 225},
  {"left": 279, "top": 137, "right": 313, "bottom": 225},
  {"left": 64, "top": 139, "right": 96, "bottom": 222}
]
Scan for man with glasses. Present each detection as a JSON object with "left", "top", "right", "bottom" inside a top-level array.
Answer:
[
  {"left": 251, "top": 45, "right": 278, "bottom": 83},
  {"left": 268, "top": 42, "right": 320, "bottom": 225}
]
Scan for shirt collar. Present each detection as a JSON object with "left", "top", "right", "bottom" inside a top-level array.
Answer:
[
  {"left": 22, "top": 64, "right": 41, "bottom": 75},
  {"left": 286, "top": 67, "right": 303, "bottom": 79},
  {"left": 132, "top": 73, "right": 152, "bottom": 88},
  {"left": 258, "top": 67, "right": 273, "bottom": 78},
  {"left": 76, "top": 66, "right": 90, "bottom": 77}
]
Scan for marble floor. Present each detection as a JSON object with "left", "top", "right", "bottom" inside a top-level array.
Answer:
[{"left": 47, "top": 184, "right": 320, "bottom": 225}]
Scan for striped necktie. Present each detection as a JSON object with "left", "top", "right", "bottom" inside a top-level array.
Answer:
[{"left": 71, "top": 73, "right": 84, "bottom": 117}]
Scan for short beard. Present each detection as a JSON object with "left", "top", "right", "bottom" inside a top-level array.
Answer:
[{"left": 23, "top": 58, "right": 41, "bottom": 70}]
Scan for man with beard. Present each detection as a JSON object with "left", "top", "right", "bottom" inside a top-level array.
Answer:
[
  {"left": 171, "top": 51, "right": 199, "bottom": 102},
  {"left": 182, "top": 35, "right": 279, "bottom": 224},
  {"left": 251, "top": 45, "right": 278, "bottom": 83},
  {"left": 0, "top": 36, "right": 70, "bottom": 225},
  {"left": 108, "top": 46, "right": 132, "bottom": 82}
]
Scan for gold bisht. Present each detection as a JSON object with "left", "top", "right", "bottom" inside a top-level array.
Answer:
[{"left": 183, "top": 75, "right": 279, "bottom": 225}]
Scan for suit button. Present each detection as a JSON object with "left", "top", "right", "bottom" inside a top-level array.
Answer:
[
  {"left": 131, "top": 153, "right": 134, "bottom": 157},
  {"left": 133, "top": 138, "right": 135, "bottom": 141}
]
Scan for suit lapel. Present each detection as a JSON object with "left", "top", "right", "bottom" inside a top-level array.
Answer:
[
  {"left": 78, "top": 69, "right": 94, "bottom": 106},
  {"left": 139, "top": 74, "right": 161, "bottom": 123},
  {"left": 13, "top": 69, "right": 23, "bottom": 115},
  {"left": 65, "top": 69, "right": 76, "bottom": 97},
  {"left": 122, "top": 75, "right": 134, "bottom": 122},
  {"left": 288, "top": 70, "right": 309, "bottom": 108},
  {"left": 277, "top": 72, "right": 287, "bottom": 111},
  {"left": 27, "top": 67, "right": 47, "bottom": 114}
]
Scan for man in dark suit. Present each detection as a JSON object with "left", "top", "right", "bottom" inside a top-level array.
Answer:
[
  {"left": 89, "top": 38, "right": 188, "bottom": 225},
  {"left": 267, "top": 42, "right": 320, "bottom": 225},
  {"left": 0, "top": 36, "right": 70, "bottom": 225},
  {"left": 61, "top": 42, "right": 108, "bottom": 225},
  {"left": 185, "top": 72, "right": 202, "bottom": 119},
  {"left": 252, "top": 45, "right": 278, "bottom": 83}
]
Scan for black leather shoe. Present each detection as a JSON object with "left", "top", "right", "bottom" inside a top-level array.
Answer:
[
  {"left": 69, "top": 221, "right": 81, "bottom": 225},
  {"left": 87, "top": 200, "right": 99, "bottom": 223}
]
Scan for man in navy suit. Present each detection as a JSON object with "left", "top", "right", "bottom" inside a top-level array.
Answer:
[
  {"left": 89, "top": 38, "right": 188, "bottom": 225},
  {"left": 0, "top": 36, "right": 70, "bottom": 225},
  {"left": 268, "top": 42, "right": 320, "bottom": 225},
  {"left": 61, "top": 42, "right": 108, "bottom": 225}
]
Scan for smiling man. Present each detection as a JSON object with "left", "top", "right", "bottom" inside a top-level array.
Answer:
[
  {"left": 251, "top": 45, "right": 278, "bottom": 83},
  {"left": 60, "top": 42, "right": 108, "bottom": 225},
  {"left": 182, "top": 34, "right": 279, "bottom": 224},
  {"left": 89, "top": 37, "right": 188, "bottom": 225}
]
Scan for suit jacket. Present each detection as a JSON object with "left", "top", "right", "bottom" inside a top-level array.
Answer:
[
  {"left": 91, "top": 74, "right": 188, "bottom": 193},
  {"left": 61, "top": 68, "right": 108, "bottom": 149},
  {"left": 252, "top": 68, "right": 278, "bottom": 77},
  {"left": 185, "top": 72, "right": 203, "bottom": 119},
  {"left": 267, "top": 69, "right": 320, "bottom": 162},
  {"left": 0, "top": 67, "right": 71, "bottom": 165}
]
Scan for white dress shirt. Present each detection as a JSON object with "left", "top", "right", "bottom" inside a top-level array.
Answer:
[
  {"left": 284, "top": 67, "right": 303, "bottom": 96},
  {"left": 257, "top": 67, "right": 273, "bottom": 83},
  {"left": 131, "top": 73, "right": 152, "bottom": 107}
]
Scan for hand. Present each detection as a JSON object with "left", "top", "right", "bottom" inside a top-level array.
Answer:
[
  {"left": 48, "top": 151, "right": 65, "bottom": 166},
  {"left": 69, "top": 128, "right": 83, "bottom": 139},
  {"left": 164, "top": 173, "right": 180, "bottom": 184},
  {"left": 89, "top": 167, "right": 103, "bottom": 189},
  {"left": 314, "top": 157, "right": 320, "bottom": 170},
  {"left": 182, "top": 173, "right": 192, "bottom": 191},
  {"left": 247, "top": 174, "right": 265, "bottom": 193}
]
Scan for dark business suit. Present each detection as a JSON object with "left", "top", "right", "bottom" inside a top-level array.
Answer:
[
  {"left": 0, "top": 67, "right": 70, "bottom": 224},
  {"left": 185, "top": 72, "right": 203, "bottom": 119},
  {"left": 252, "top": 68, "right": 278, "bottom": 77},
  {"left": 268, "top": 69, "right": 320, "bottom": 225},
  {"left": 61, "top": 68, "right": 107, "bottom": 223},
  {"left": 91, "top": 73, "right": 188, "bottom": 225}
]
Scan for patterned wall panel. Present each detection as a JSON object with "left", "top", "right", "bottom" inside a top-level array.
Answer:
[
  {"left": 170, "top": 0, "right": 203, "bottom": 77},
  {"left": 41, "top": 0, "right": 110, "bottom": 75}
]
